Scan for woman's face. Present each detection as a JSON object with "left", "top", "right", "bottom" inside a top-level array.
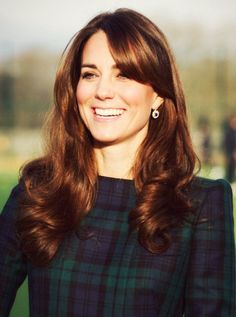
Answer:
[{"left": 76, "top": 30, "right": 162, "bottom": 148}]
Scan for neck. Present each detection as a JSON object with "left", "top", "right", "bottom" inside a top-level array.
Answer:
[{"left": 94, "top": 143, "right": 138, "bottom": 180}]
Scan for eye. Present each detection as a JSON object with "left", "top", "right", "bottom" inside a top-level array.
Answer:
[
  {"left": 81, "top": 71, "right": 97, "bottom": 80},
  {"left": 117, "top": 71, "right": 130, "bottom": 80}
]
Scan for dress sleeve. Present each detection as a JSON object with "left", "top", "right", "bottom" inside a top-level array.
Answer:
[
  {"left": 184, "top": 179, "right": 235, "bottom": 316},
  {"left": 0, "top": 185, "right": 27, "bottom": 317}
]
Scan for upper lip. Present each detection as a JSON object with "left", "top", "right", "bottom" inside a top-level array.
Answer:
[{"left": 92, "top": 106, "right": 126, "bottom": 110}]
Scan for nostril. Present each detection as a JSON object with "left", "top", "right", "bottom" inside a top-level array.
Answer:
[{"left": 95, "top": 82, "right": 115, "bottom": 100}]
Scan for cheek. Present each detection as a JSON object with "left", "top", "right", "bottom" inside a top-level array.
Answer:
[
  {"left": 78, "top": 105, "right": 90, "bottom": 131},
  {"left": 120, "top": 88, "right": 144, "bottom": 106},
  {"left": 76, "top": 85, "right": 89, "bottom": 122},
  {"left": 119, "top": 84, "right": 155, "bottom": 108},
  {"left": 76, "top": 82, "right": 93, "bottom": 104}
]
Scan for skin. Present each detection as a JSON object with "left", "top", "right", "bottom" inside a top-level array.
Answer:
[{"left": 76, "top": 30, "right": 163, "bottom": 178}]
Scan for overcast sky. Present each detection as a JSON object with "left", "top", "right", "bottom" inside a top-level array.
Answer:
[{"left": 0, "top": 0, "right": 235, "bottom": 59}]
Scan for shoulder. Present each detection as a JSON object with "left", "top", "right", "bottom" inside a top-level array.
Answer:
[
  {"left": 187, "top": 176, "right": 233, "bottom": 223},
  {"left": 189, "top": 176, "right": 232, "bottom": 201},
  {"left": 0, "top": 182, "right": 25, "bottom": 221},
  {"left": 191, "top": 176, "right": 231, "bottom": 190}
]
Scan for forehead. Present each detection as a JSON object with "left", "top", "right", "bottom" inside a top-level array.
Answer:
[{"left": 81, "top": 31, "right": 115, "bottom": 65}]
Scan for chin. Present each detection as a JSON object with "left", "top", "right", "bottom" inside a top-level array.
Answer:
[{"left": 92, "top": 136, "right": 120, "bottom": 146}]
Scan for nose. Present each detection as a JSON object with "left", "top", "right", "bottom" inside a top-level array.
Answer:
[{"left": 95, "top": 76, "right": 115, "bottom": 100}]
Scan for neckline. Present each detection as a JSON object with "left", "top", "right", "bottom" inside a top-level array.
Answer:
[
  {"left": 97, "top": 175, "right": 135, "bottom": 196},
  {"left": 98, "top": 175, "right": 134, "bottom": 183}
]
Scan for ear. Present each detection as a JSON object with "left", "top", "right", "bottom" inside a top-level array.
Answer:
[{"left": 151, "top": 95, "right": 164, "bottom": 110}]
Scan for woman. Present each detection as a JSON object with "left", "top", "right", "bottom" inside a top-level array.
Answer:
[{"left": 0, "top": 8, "right": 235, "bottom": 317}]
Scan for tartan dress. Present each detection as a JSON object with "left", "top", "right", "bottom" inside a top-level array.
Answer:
[{"left": 0, "top": 176, "right": 235, "bottom": 316}]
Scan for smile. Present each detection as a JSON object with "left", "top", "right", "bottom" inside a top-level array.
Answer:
[{"left": 93, "top": 108, "right": 125, "bottom": 117}]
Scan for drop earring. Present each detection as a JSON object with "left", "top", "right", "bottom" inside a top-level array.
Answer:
[{"left": 152, "top": 108, "right": 159, "bottom": 119}]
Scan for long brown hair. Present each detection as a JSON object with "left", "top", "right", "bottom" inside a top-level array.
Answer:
[{"left": 17, "top": 8, "right": 198, "bottom": 266}]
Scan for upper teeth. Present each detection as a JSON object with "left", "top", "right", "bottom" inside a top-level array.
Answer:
[{"left": 95, "top": 108, "right": 124, "bottom": 116}]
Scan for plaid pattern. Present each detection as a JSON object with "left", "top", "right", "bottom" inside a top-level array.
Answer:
[{"left": 0, "top": 176, "right": 235, "bottom": 316}]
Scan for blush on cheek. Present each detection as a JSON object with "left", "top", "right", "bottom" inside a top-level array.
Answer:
[
  {"left": 76, "top": 88, "right": 84, "bottom": 104},
  {"left": 76, "top": 85, "right": 94, "bottom": 105},
  {"left": 119, "top": 83, "right": 154, "bottom": 107}
]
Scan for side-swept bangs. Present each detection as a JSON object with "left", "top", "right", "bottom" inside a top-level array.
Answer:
[
  {"left": 99, "top": 10, "right": 175, "bottom": 102},
  {"left": 66, "top": 9, "right": 175, "bottom": 103}
]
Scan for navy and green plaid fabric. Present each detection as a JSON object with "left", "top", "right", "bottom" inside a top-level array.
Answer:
[{"left": 0, "top": 176, "right": 235, "bottom": 316}]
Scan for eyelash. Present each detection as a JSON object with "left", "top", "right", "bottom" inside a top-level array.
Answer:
[
  {"left": 117, "top": 72, "right": 129, "bottom": 79},
  {"left": 81, "top": 72, "right": 96, "bottom": 79},
  {"left": 80, "top": 71, "right": 130, "bottom": 80}
]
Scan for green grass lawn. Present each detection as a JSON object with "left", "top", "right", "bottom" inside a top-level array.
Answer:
[{"left": 0, "top": 169, "right": 235, "bottom": 317}]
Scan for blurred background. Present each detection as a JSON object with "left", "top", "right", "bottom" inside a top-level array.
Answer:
[{"left": 0, "top": 0, "right": 235, "bottom": 316}]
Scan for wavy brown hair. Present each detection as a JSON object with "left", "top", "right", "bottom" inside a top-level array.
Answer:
[{"left": 17, "top": 8, "right": 198, "bottom": 266}]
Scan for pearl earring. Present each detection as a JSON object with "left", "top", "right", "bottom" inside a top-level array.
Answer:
[{"left": 152, "top": 109, "right": 159, "bottom": 119}]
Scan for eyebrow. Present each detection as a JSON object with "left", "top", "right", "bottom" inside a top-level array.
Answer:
[{"left": 81, "top": 63, "right": 119, "bottom": 70}]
